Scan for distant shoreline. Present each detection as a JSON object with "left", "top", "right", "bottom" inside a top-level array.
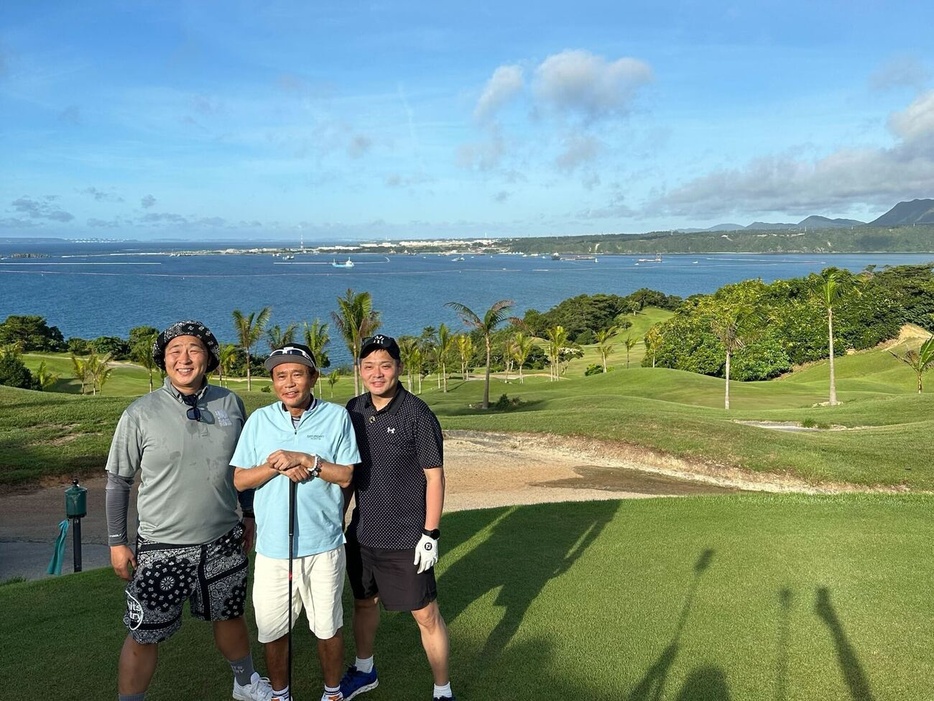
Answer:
[{"left": 4, "top": 223, "right": 934, "bottom": 257}]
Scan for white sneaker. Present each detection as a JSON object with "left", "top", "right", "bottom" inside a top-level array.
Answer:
[{"left": 233, "top": 672, "right": 274, "bottom": 701}]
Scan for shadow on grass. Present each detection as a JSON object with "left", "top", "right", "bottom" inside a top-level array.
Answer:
[
  {"left": 774, "top": 588, "right": 792, "bottom": 701},
  {"left": 628, "top": 549, "right": 723, "bottom": 701},
  {"left": 439, "top": 501, "right": 620, "bottom": 696},
  {"left": 675, "top": 665, "right": 732, "bottom": 700},
  {"left": 815, "top": 586, "right": 876, "bottom": 701}
]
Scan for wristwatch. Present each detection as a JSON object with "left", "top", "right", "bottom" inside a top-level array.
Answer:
[{"left": 422, "top": 527, "right": 441, "bottom": 540}]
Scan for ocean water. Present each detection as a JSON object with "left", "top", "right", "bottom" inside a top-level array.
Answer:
[{"left": 1, "top": 240, "right": 932, "bottom": 366}]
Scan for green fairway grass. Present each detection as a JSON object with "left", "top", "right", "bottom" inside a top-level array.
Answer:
[
  {"left": 6, "top": 339, "right": 934, "bottom": 490},
  {"left": 2, "top": 495, "right": 931, "bottom": 699},
  {"left": 5, "top": 331, "right": 934, "bottom": 699}
]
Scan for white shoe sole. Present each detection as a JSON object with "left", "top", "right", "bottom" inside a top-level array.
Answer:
[{"left": 344, "top": 679, "right": 379, "bottom": 700}]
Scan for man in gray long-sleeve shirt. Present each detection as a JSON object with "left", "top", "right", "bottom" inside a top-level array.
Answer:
[{"left": 105, "top": 320, "right": 272, "bottom": 701}]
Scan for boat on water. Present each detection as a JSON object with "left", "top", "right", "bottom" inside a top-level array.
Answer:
[
  {"left": 637, "top": 254, "right": 663, "bottom": 263},
  {"left": 332, "top": 258, "right": 354, "bottom": 268}
]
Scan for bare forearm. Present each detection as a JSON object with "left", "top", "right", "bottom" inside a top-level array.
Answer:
[
  {"left": 317, "top": 456, "right": 354, "bottom": 489},
  {"left": 424, "top": 468, "right": 445, "bottom": 529},
  {"left": 267, "top": 449, "right": 353, "bottom": 488},
  {"left": 233, "top": 464, "right": 279, "bottom": 490}
]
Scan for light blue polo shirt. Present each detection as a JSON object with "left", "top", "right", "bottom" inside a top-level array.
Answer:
[{"left": 231, "top": 398, "right": 360, "bottom": 559}]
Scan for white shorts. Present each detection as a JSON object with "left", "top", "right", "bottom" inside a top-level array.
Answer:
[{"left": 252, "top": 547, "right": 345, "bottom": 642}]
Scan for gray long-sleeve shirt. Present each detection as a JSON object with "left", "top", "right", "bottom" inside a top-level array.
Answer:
[{"left": 105, "top": 378, "right": 246, "bottom": 546}]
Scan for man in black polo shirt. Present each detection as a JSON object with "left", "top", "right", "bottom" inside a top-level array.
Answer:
[{"left": 340, "top": 334, "right": 454, "bottom": 701}]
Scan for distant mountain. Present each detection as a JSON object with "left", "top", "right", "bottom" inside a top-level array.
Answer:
[
  {"left": 745, "top": 221, "right": 798, "bottom": 231},
  {"left": 699, "top": 213, "right": 867, "bottom": 233},
  {"left": 869, "top": 199, "right": 934, "bottom": 226},
  {"left": 797, "top": 215, "right": 864, "bottom": 229},
  {"left": 705, "top": 223, "right": 746, "bottom": 232}
]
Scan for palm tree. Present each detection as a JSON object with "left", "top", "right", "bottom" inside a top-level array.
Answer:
[
  {"left": 217, "top": 343, "right": 238, "bottom": 388},
  {"left": 644, "top": 326, "right": 663, "bottom": 368},
  {"left": 445, "top": 299, "right": 514, "bottom": 409},
  {"left": 302, "top": 320, "right": 331, "bottom": 369},
  {"left": 503, "top": 336, "right": 516, "bottom": 381},
  {"left": 131, "top": 330, "right": 158, "bottom": 391},
  {"left": 266, "top": 323, "right": 297, "bottom": 351},
  {"left": 332, "top": 289, "right": 381, "bottom": 395},
  {"left": 623, "top": 335, "right": 638, "bottom": 369},
  {"left": 455, "top": 333, "right": 474, "bottom": 380},
  {"left": 71, "top": 354, "right": 89, "bottom": 395},
  {"left": 435, "top": 324, "right": 454, "bottom": 392},
  {"left": 232, "top": 306, "right": 272, "bottom": 391},
  {"left": 595, "top": 326, "right": 617, "bottom": 373},
  {"left": 510, "top": 332, "right": 533, "bottom": 384},
  {"left": 72, "top": 351, "right": 112, "bottom": 395},
  {"left": 813, "top": 270, "right": 856, "bottom": 406},
  {"left": 325, "top": 369, "right": 341, "bottom": 398},
  {"left": 418, "top": 328, "right": 440, "bottom": 389},
  {"left": 545, "top": 325, "right": 570, "bottom": 381},
  {"left": 34, "top": 361, "right": 60, "bottom": 391},
  {"left": 398, "top": 337, "right": 422, "bottom": 393},
  {"left": 89, "top": 352, "right": 114, "bottom": 395},
  {"left": 709, "top": 306, "right": 758, "bottom": 410},
  {"left": 889, "top": 335, "right": 934, "bottom": 393}
]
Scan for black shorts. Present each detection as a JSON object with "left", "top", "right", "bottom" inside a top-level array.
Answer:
[
  {"left": 123, "top": 523, "right": 248, "bottom": 644},
  {"left": 345, "top": 533, "right": 437, "bottom": 612}
]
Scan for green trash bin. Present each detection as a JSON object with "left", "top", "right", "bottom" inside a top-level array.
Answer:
[{"left": 65, "top": 479, "right": 87, "bottom": 519}]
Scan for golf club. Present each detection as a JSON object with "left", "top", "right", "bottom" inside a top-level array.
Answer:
[{"left": 288, "top": 478, "right": 297, "bottom": 696}]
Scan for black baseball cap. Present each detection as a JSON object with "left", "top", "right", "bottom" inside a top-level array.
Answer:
[{"left": 359, "top": 334, "right": 401, "bottom": 360}]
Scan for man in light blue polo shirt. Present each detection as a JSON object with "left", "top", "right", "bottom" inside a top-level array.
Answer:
[{"left": 233, "top": 344, "right": 360, "bottom": 701}]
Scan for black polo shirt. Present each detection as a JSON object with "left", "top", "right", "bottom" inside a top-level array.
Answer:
[{"left": 346, "top": 386, "right": 444, "bottom": 549}]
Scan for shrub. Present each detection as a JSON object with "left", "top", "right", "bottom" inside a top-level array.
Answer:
[
  {"left": 0, "top": 353, "right": 37, "bottom": 390},
  {"left": 492, "top": 393, "right": 524, "bottom": 410},
  {"left": 67, "top": 338, "right": 92, "bottom": 355}
]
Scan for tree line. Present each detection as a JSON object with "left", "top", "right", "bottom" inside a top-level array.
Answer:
[{"left": 2, "top": 266, "right": 932, "bottom": 407}]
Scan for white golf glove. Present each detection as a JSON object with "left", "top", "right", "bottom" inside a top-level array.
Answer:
[{"left": 414, "top": 532, "right": 439, "bottom": 574}]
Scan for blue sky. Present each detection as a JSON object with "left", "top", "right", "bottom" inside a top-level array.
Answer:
[{"left": 2, "top": 1, "right": 934, "bottom": 241}]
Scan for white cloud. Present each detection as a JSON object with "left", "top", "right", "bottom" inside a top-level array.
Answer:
[
  {"left": 80, "top": 187, "right": 123, "bottom": 203},
  {"left": 533, "top": 50, "right": 653, "bottom": 122},
  {"left": 651, "top": 91, "right": 934, "bottom": 219},
  {"left": 474, "top": 64, "right": 524, "bottom": 122},
  {"left": 464, "top": 50, "right": 653, "bottom": 183},
  {"left": 869, "top": 55, "right": 930, "bottom": 92},
  {"left": 555, "top": 134, "right": 600, "bottom": 172},
  {"left": 10, "top": 196, "right": 74, "bottom": 222},
  {"left": 887, "top": 90, "right": 934, "bottom": 153},
  {"left": 457, "top": 127, "right": 507, "bottom": 171}
]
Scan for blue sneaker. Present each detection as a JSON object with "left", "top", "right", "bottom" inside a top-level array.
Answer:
[{"left": 340, "top": 665, "right": 379, "bottom": 700}]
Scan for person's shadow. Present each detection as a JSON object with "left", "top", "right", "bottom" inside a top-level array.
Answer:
[
  {"left": 439, "top": 500, "right": 620, "bottom": 693},
  {"left": 815, "top": 586, "right": 875, "bottom": 701},
  {"left": 675, "top": 665, "right": 732, "bottom": 700},
  {"left": 628, "top": 548, "right": 717, "bottom": 701}
]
